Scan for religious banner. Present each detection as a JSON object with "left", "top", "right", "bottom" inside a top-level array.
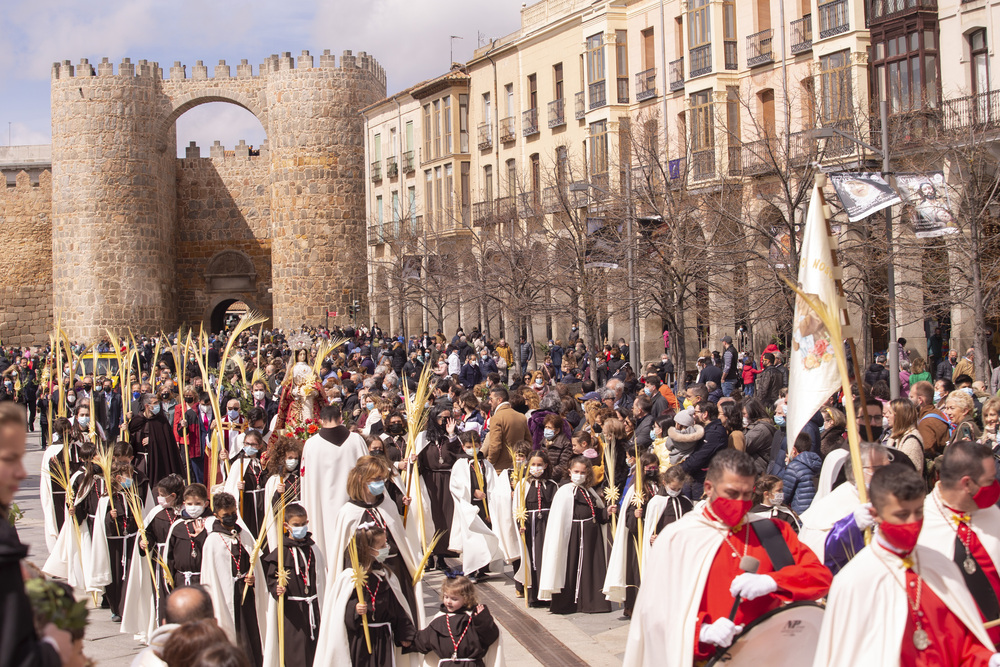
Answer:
[
  {"left": 895, "top": 172, "right": 959, "bottom": 238},
  {"left": 827, "top": 172, "right": 901, "bottom": 222},
  {"left": 786, "top": 181, "right": 843, "bottom": 448}
]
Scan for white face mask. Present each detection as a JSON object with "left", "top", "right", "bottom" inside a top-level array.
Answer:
[
  {"left": 253, "top": 390, "right": 266, "bottom": 401},
  {"left": 665, "top": 487, "right": 681, "bottom": 497},
  {"left": 771, "top": 491, "right": 785, "bottom": 506},
  {"left": 157, "top": 495, "right": 172, "bottom": 508},
  {"left": 375, "top": 546, "right": 391, "bottom": 563},
  {"left": 529, "top": 465, "right": 545, "bottom": 478},
  {"left": 570, "top": 472, "right": 587, "bottom": 486},
  {"left": 285, "top": 458, "right": 299, "bottom": 471},
  {"left": 464, "top": 449, "right": 476, "bottom": 458},
  {"left": 183, "top": 504, "right": 205, "bottom": 519}
]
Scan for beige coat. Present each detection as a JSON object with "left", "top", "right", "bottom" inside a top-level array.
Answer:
[{"left": 484, "top": 402, "right": 529, "bottom": 472}]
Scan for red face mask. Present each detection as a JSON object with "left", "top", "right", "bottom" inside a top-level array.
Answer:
[
  {"left": 879, "top": 519, "right": 923, "bottom": 555},
  {"left": 973, "top": 479, "right": 1000, "bottom": 509},
  {"left": 710, "top": 496, "right": 754, "bottom": 528}
]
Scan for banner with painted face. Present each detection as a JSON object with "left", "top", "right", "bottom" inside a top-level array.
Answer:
[
  {"left": 828, "top": 172, "right": 901, "bottom": 222},
  {"left": 895, "top": 172, "right": 958, "bottom": 238}
]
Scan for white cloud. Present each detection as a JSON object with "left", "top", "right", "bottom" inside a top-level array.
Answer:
[
  {"left": 174, "top": 103, "right": 267, "bottom": 157},
  {"left": 4, "top": 122, "right": 50, "bottom": 146}
]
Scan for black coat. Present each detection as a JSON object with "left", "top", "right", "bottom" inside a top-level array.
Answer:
[{"left": 0, "top": 519, "right": 61, "bottom": 667}]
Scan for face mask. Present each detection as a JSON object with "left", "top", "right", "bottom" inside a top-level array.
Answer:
[
  {"left": 543, "top": 428, "right": 555, "bottom": 440},
  {"left": 78, "top": 416, "right": 90, "bottom": 428},
  {"left": 243, "top": 446, "right": 259, "bottom": 457},
  {"left": 879, "top": 519, "right": 923, "bottom": 554},
  {"left": 650, "top": 428, "right": 657, "bottom": 442},
  {"left": 742, "top": 417, "right": 750, "bottom": 428},
  {"left": 183, "top": 504, "right": 205, "bottom": 519},
  {"left": 709, "top": 496, "right": 754, "bottom": 528},
  {"left": 253, "top": 390, "right": 266, "bottom": 401},
  {"left": 881, "top": 416, "right": 890, "bottom": 431},
  {"left": 366, "top": 402, "right": 375, "bottom": 411},
  {"left": 132, "top": 391, "right": 141, "bottom": 401},
  {"left": 464, "top": 448, "right": 477, "bottom": 458},
  {"left": 290, "top": 525, "right": 309, "bottom": 540},
  {"left": 570, "top": 472, "right": 587, "bottom": 486},
  {"left": 529, "top": 465, "right": 544, "bottom": 477},
  {"left": 121, "top": 478, "right": 133, "bottom": 489},
  {"left": 151, "top": 404, "right": 161, "bottom": 415},
  {"left": 104, "top": 386, "right": 112, "bottom": 394},
  {"left": 771, "top": 491, "right": 785, "bottom": 506},
  {"left": 933, "top": 391, "right": 942, "bottom": 403},
  {"left": 285, "top": 458, "right": 299, "bottom": 471},
  {"left": 774, "top": 414, "right": 785, "bottom": 426},
  {"left": 534, "top": 379, "right": 543, "bottom": 387},
  {"left": 665, "top": 487, "right": 681, "bottom": 497},
  {"left": 644, "top": 386, "right": 653, "bottom": 396},
  {"left": 388, "top": 423, "right": 404, "bottom": 434},
  {"left": 157, "top": 495, "right": 172, "bottom": 508},
  {"left": 199, "top": 404, "right": 209, "bottom": 414},
  {"left": 867, "top": 425, "right": 884, "bottom": 441},
  {"left": 67, "top": 395, "right": 76, "bottom": 404},
  {"left": 368, "top": 480, "right": 386, "bottom": 496},
  {"left": 220, "top": 514, "right": 238, "bottom": 528},
  {"left": 974, "top": 479, "right": 1000, "bottom": 509},
  {"left": 228, "top": 409, "right": 240, "bottom": 421},
  {"left": 375, "top": 546, "right": 391, "bottom": 563},
  {"left": 818, "top": 423, "right": 826, "bottom": 433}
]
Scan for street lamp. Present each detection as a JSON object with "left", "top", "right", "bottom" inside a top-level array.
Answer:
[{"left": 812, "top": 100, "right": 899, "bottom": 399}]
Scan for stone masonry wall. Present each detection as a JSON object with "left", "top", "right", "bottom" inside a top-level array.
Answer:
[
  {"left": 0, "top": 171, "right": 54, "bottom": 345},
  {"left": 175, "top": 143, "right": 272, "bottom": 323}
]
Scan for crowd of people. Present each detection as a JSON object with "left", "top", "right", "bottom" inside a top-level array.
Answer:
[{"left": 3, "top": 321, "right": 1000, "bottom": 667}]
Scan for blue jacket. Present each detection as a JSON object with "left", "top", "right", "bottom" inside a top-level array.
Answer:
[
  {"left": 458, "top": 362, "right": 482, "bottom": 389},
  {"left": 681, "top": 419, "right": 728, "bottom": 490},
  {"left": 782, "top": 450, "right": 822, "bottom": 514}
]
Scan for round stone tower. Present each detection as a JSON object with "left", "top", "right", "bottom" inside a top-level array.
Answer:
[
  {"left": 50, "top": 58, "right": 176, "bottom": 340},
  {"left": 265, "top": 50, "right": 386, "bottom": 329}
]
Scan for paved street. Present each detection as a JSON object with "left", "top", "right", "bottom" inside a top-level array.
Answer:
[{"left": 15, "top": 428, "right": 628, "bottom": 666}]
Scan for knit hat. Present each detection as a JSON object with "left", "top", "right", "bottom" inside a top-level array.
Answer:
[{"left": 675, "top": 411, "right": 694, "bottom": 428}]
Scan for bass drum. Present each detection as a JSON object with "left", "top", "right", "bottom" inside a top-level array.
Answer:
[{"left": 706, "top": 601, "right": 825, "bottom": 667}]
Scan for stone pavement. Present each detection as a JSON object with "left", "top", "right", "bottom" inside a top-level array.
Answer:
[{"left": 15, "top": 427, "right": 628, "bottom": 665}]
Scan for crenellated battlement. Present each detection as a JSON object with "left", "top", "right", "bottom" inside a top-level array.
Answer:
[
  {"left": 2, "top": 169, "right": 52, "bottom": 191},
  {"left": 53, "top": 49, "right": 386, "bottom": 87},
  {"left": 178, "top": 140, "right": 271, "bottom": 164}
]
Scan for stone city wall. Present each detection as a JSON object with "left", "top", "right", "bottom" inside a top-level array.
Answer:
[{"left": 0, "top": 171, "right": 53, "bottom": 346}]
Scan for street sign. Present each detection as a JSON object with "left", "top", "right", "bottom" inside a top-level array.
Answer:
[{"left": 328, "top": 310, "right": 338, "bottom": 317}]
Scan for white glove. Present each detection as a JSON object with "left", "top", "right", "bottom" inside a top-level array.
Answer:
[
  {"left": 989, "top": 653, "right": 1000, "bottom": 667},
  {"left": 729, "top": 573, "right": 778, "bottom": 601},
  {"left": 853, "top": 503, "right": 875, "bottom": 531},
  {"left": 699, "top": 617, "right": 744, "bottom": 647}
]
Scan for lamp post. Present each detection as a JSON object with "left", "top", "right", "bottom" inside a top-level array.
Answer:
[{"left": 811, "top": 100, "right": 899, "bottom": 399}]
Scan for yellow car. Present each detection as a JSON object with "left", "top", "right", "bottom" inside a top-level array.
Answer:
[{"left": 72, "top": 353, "right": 125, "bottom": 385}]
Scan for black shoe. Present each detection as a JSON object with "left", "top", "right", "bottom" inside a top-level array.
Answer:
[
  {"left": 111, "top": 614, "right": 121, "bottom": 622},
  {"left": 435, "top": 556, "right": 448, "bottom": 571}
]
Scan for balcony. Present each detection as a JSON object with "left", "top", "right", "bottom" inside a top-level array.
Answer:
[
  {"left": 401, "top": 150, "right": 415, "bottom": 174},
  {"left": 636, "top": 68, "right": 657, "bottom": 101},
  {"left": 589, "top": 81, "right": 607, "bottom": 110},
  {"left": 548, "top": 98, "right": 566, "bottom": 128},
  {"left": 669, "top": 58, "right": 685, "bottom": 92},
  {"left": 617, "top": 77, "right": 630, "bottom": 104},
  {"left": 819, "top": 0, "right": 849, "bottom": 39},
  {"left": 791, "top": 15, "right": 813, "bottom": 54},
  {"left": 728, "top": 145, "right": 742, "bottom": 176},
  {"left": 867, "top": 0, "right": 936, "bottom": 26},
  {"left": 943, "top": 90, "right": 1000, "bottom": 133},
  {"left": 691, "top": 148, "right": 715, "bottom": 181},
  {"left": 690, "top": 45, "right": 712, "bottom": 78},
  {"left": 499, "top": 117, "right": 516, "bottom": 143},
  {"left": 575, "top": 91, "right": 586, "bottom": 119},
  {"left": 522, "top": 108, "right": 540, "bottom": 137},
  {"left": 542, "top": 186, "right": 562, "bottom": 214},
  {"left": 370, "top": 160, "right": 382, "bottom": 182},
  {"left": 367, "top": 224, "right": 385, "bottom": 245},
  {"left": 747, "top": 29, "right": 774, "bottom": 67},
  {"left": 518, "top": 191, "right": 542, "bottom": 218},
  {"left": 477, "top": 123, "right": 492, "bottom": 150},
  {"left": 386, "top": 155, "right": 398, "bottom": 179},
  {"left": 725, "top": 41, "right": 738, "bottom": 70}
]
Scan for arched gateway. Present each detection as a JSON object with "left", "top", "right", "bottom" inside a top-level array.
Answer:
[{"left": 49, "top": 50, "right": 386, "bottom": 339}]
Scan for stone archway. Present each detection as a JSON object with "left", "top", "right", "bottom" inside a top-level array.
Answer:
[{"left": 206, "top": 296, "right": 257, "bottom": 333}]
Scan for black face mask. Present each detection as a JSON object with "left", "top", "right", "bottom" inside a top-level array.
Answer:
[
  {"left": 220, "top": 514, "right": 238, "bottom": 527},
  {"left": 593, "top": 423, "right": 603, "bottom": 434},
  {"left": 387, "top": 423, "right": 404, "bottom": 435},
  {"left": 865, "top": 425, "right": 884, "bottom": 441}
]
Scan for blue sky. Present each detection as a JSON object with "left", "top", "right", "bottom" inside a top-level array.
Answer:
[{"left": 0, "top": 0, "right": 521, "bottom": 156}]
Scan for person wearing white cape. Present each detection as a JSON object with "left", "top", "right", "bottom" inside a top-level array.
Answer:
[
  {"left": 39, "top": 436, "right": 69, "bottom": 552},
  {"left": 43, "top": 466, "right": 96, "bottom": 594},
  {"left": 538, "top": 457, "right": 613, "bottom": 614},
  {"left": 313, "top": 525, "right": 417, "bottom": 667},
  {"left": 326, "top": 457, "right": 427, "bottom": 627},
  {"left": 90, "top": 466, "right": 140, "bottom": 622},
  {"left": 813, "top": 464, "right": 1000, "bottom": 667},
  {"left": 260, "top": 437, "right": 303, "bottom": 552},
  {"left": 300, "top": 404, "right": 369, "bottom": 560},
  {"left": 449, "top": 439, "right": 507, "bottom": 580},
  {"left": 200, "top": 493, "right": 269, "bottom": 666},
  {"left": 918, "top": 440, "right": 1000, "bottom": 646},
  {"left": 623, "top": 450, "right": 831, "bottom": 667}
]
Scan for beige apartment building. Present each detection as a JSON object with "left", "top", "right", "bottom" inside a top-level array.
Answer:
[{"left": 366, "top": 0, "right": 997, "bottom": 370}]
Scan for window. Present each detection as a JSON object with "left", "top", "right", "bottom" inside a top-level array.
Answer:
[
  {"left": 756, "top": 0, "right": 771, "bottom": 31},
  {"left": 391, "top": 190, "right": 400, "bottom": 236},
  {"left": 616, "top": 30, "right": 629, "bottom": 103},
  {"left": 389, "top": 128, "right": 397, "bottom": 158},
  {"left": 528, "top": 74, "right": 538, "bottom": 110},
  {"left": 724, "top": 0, "right": 738, "bottom": 70},
  {"left": 459, "top": 94, "right": 469, "bottom": 153},
  {"left": 556, "top": 145, "right": 569, "bottom": 184},
  {"left": 405, "top": 121, "right": 413, "bottom": 153},
  {"left": 690, "top": 89, "right": 714, "bottom": 179},
  {"left": 506, "top": 159, "right": 517, "bottom": 197},
  {"left": 442, "top": 96, "right": 452, "bottom": 154},
  {"left": 587, "top": 33, "right": 606, "bottom": 85},
  {"left": 870, "top": 26, "right": 940, "bottom": 114},
  {"left": 461, "top": 162, "right": 471, "bottom": 224},
  {"left": 642, "top": 28, "right": 655, "bottom": 71},
  {"left": 422, "top": 105, "right": 431, "bottom": 159},
  {"left": 589, "top": 120, "right": 609, "bottom": 179},
  {"left": 407, "top": 186, "right": 416, "bottom": 230},
  {"left": 554, "top": 63, "right": 564, "bottom": 100},
  {"left": 728, "top": 87, "right": 742, "bottom": 170},
  {"left": 444, "top": 164, "right": 454, "bottom": 220},
  {"left": 759, "top": 89, "right": 775, "bottom": 136},
  {"left": 432, "top": 100, "right": 441, "bottom": 158},
  {"left": 424, "top": 169, "right": 434, "bottom": 224},
  {"left": 434, "top": 166, "right": 443, "bottom": 227},
  {"left": 505, "top": 84, "right": 514, "bottom": 117},
  {"left": 820, "top": 50, "right": 853, "bottom": 123},
  {"left": 484, "top": 164, "right": 494, "bottom": 201},
  {"left": 373, "top": 133, "right": 382, "bottom": 162},
  {"left": 530, "top": 154, "right": 540, "bottom": 196},
  {"left": 688, "top": 0, "right": 712, "bottom": 76},
  {"left": 375, "top": 195, "right": 383, "bottom": 233},
  {"left": 971, "top": 29, "right": 989, "bottom": 97},
  {"left": 483, "top": 93, "right": 491, "bottom": 125}
]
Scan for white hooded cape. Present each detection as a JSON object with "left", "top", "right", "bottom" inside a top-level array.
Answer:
[
  {"left": 120, "top": 505, "right": 168, "bottom": 642},
  {"left": 448, "top": 457, "right": 506, "bottom": 575},
  {"left": 813, "top": 449, "right": 849, "bottom": 502},
  {"left": 313, "top": 567, "right": 418, "bottom": 667},
  {"left": 261, "top": 538, "right": 328, "bottom": 667},
  {"left": 813, "top": 541, "right": 992, "bottom": 667},
  {"left": 603, "top": 486, "right": 659, "bottom": 603},
  {"left": 260, "top": 472, "right": 302, "bottom": 552},
  {"left": 86, "top": 495, "right": 116, "bottom": 593},
  {"left": 301, "top": 430, "right": 369, "bottom": 560},
  {"left": 492, "top": 469, "right": 520, "bottom": 564},
  {"left": 42, "top": 470, "right": 94, "bottom": 593},
  {"left": 537, "top": 483, "right": 609, "bottom": 602},
  {"left": 39, "top": 443, "right": 63, "bottom": 552},
  {"left": 920, "top": 487, "right": 1000, "bottom": 593},
  {"left": 199, "top": 526, "right": 270, "bottom": 648},
  {"left": 623, "top": 510, "right": 774, "bottom": 667},
  {"left": 797, "top": 480, "right": 859, "bottom": 562}
]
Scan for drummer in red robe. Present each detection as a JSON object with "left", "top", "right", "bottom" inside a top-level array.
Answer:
[
  {"left": 623, "top": 449, "right": 832, "bottom": 667},
  {"left": 814, "top": 465, "right": 1000, "bottom": 667}
]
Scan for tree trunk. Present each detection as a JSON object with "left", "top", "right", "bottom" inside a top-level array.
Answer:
[
  {"left": 674, "top": 290, "right": 688, "bottom": 396},
  {"left": 527, "top": 318, "right": 538, "bottom": 372},
  {"left": 971, "top": 218, "right": 991, "bottom": 382}
]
